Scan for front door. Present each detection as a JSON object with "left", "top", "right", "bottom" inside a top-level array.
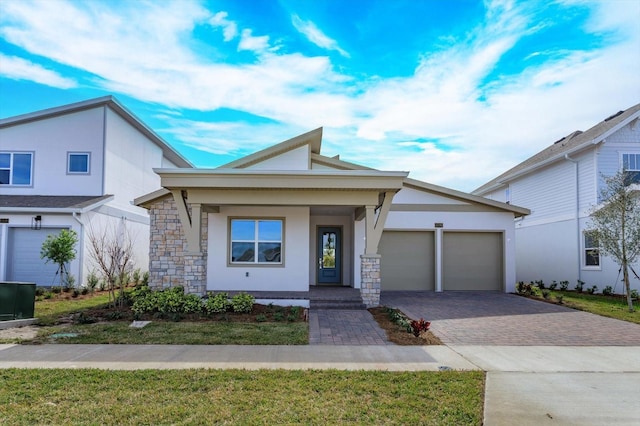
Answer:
[{"left": 317, "top": 227, "right": 342, "bottom": 284}]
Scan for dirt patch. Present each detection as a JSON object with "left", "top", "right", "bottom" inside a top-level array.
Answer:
[
  {"left": 0, "top": 326, "right": 39, "bottom": 341},
  {"left": 368, "top": 307, "right": 442, "bottom": 345}
]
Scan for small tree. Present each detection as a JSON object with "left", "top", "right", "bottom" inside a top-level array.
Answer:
[
  {"left": 40, "top": 229, "right": 79, "bottom": 288},
  {"left": 86, "top": 220, "right": 136, "bottom": 308},
  {"left": 588, "top": 171, "right": 640, "bottom": 312}
]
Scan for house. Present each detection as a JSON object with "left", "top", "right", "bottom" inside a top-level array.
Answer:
[
  {"left": 135, "top": 128, "right": 529, "bottom": 306},
  {"left": 473, "top": 103, "right": 640, "bottom": 293},
  {"left": 0, "top": 97, "right": 192, "bottom": 287}
]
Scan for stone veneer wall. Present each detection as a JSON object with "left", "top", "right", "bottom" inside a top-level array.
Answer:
[
  {"left": 148, "top": 196, "right": 208, "bottom": 295},
  {"left": 360, "top": 254, "right": 381, "bottom": 307}
]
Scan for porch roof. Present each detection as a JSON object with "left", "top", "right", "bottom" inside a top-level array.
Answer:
[{"left": 153, "top": 168, "right": 408, "bottom": 190}]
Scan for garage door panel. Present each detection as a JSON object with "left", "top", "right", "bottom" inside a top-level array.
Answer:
[
  {"left": 379, "top": 231, "right": 435, "bottom": 291},
  {"left": 8, "top": 228, "right": 66, "bottom": 286},
  {"left": 443, "top": 232, "right": 502, "bottom": 291}
]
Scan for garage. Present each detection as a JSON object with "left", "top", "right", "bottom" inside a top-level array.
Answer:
[
  {"left": 379, "top": 231, "right": 435, "bottom": 290},
  {"left": 7, "top": 227, "right": 67, "bottom": 286},
  {"left": 443, "top": 232, "right": 503, "bottom": 291}
]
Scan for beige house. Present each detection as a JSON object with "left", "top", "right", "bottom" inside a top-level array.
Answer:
[{"left": 136, "top": 128, "right": 528, "bottom": 306}]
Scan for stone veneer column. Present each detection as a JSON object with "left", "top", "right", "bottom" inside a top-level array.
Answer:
[
  {"left": 148, "top": 196, "right": 208, "bottom": 295},
  {"left": 360, "top": 254, "right": 381, "bottom": 307}
]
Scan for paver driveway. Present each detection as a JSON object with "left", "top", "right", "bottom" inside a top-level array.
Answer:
[{"left": 381, "top": 291, "right": 640, "bottom": 346}]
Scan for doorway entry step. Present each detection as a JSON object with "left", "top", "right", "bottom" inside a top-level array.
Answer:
[{"left": 310, "top": 286, "right": 365, "bottom": 310}]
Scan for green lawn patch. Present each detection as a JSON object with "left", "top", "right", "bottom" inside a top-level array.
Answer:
[
  {"left": 558, "top": 292, "right": 639, "bottom": 324},
  {"left": 34, "top": 321, "right": 308, "bottom": 345},
  {"left": 35, "top": 292, "right": 112, "bottom": 325},
  {"left": 0, "top": 369, "right": 484, "bottom": 425}
]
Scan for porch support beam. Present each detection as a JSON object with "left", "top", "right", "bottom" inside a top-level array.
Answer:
[
  {"left": 364, "top": 191, "right": 395, "bottom": 255},
  {"left": 170, "top": 190, "right": 202, "bottom": 254}
]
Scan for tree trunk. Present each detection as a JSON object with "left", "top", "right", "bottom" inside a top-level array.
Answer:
[{"left": 623, "top": 264, "right": 634, "bottom": 312}]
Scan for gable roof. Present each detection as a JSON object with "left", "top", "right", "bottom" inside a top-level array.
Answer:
[
  {"left": 219, "top": 127, "right": 323, "bottom": 169},
  {"left": 0, "top": 96, "right": 193, "bottom": 168},
  {"left": 473, "top": 103, "right": 640, "bottom": 195}
]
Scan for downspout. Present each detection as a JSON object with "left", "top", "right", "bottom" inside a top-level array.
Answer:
[
  {"left": 72, "top": 212, "right": 85, "bottom": 287},
  {"left": 564, "top": 154, "right": 581, "bottom": 283}
]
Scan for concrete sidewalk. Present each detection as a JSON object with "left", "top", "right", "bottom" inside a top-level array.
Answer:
[{"left": 0, "top": 343, "right": 477, "bottom": 371}]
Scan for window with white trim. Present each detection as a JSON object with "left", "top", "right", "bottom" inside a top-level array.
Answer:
[
  {"left": 622, "top": 153, "right": 640, "bottom": 185},
  {"left": 583, "top": 231, "right": 600, "bottom": 267},
  {"left": 0, "top": 152, "right": 33, "bottom": 186},
  {"left": 230, "top": 219, "right": 283, "bottom": 264},
  {"left": 67, "top": 152, "right": 90, "bottom": 174}
]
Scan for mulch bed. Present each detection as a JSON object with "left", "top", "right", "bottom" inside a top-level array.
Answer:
[{"left": 368, "top": 307, "right": 442, "bottom": 345}]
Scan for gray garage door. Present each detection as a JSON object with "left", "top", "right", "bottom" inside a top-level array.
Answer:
[
  {"left": 7, "top": 227, "right": 67, "bottom": 286},
  {"left": 443, "top": 232, "right": 503, "bottom": 291},
  {"left": 379, "top": 231, "right": 435, "bottom": 291}
]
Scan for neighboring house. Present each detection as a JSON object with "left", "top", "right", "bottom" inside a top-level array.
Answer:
[
  {"left": 135, "top": 128, "right": 528, "bottom": 306},
  {"left": 473, "top": 103, "right": 640, "bottom": 293},
  {"left": 0, "top": 97, "right": 192, "bottom": 287}
]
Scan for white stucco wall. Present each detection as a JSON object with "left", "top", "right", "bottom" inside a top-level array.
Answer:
[
  {"left": 0, "top": 108, "right": 105, "bottom": 196},
  {"left": 207, "top": 206, "right": 310, "bottom": 292},
  {"left": 245, "top": 145, "right": 310, "bottom": 170},
  {"left": 103, "top": 108, "right": 166, "bottom": 215}
]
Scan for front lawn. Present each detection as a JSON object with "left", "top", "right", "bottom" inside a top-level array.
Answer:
[
  {"left": 0, "top": 369, "right": 484, "bottom": 425},
  {"left": 518, "top": 287, "right": 639, "bottom": 324},
  {"left": 558, "top": 292, "right": 639, "bottom": 324},
  {"left": 31, "top": 321, "right": 308, "bottom": 345}
]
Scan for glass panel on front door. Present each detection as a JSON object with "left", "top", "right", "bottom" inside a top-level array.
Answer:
[{"left": 322, "top": 232, "right": 336, "bottom": 268}]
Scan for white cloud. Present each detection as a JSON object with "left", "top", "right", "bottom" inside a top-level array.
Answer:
[
  {"left": 0, "top": 0, "right": 637, "bottom": 192},
  {"left": 209, "top": 11, "right": 238, "bottom": 41},
  {"left": 237, "top": 29, "right": 270, "bottom": 53},
  {"left": 291, "top": 14, "right": 349, "bottom": 58},
  {"left": 0, "top": 53, "right": 76, "bottom": 88}
]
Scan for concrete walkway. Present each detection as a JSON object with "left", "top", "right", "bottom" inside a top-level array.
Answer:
[{"left": 0, "top": 343, "right": 475, "bottom": 371}]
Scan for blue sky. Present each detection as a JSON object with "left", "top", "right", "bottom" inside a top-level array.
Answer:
[{"left": 1, "top": 0, "right": 639, "bottom": 191}]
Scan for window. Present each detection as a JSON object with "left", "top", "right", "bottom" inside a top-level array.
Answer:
[
  {"left": 584, "top": 232, "right": 600, "bottom": 267},
  {"left": 230, "top": 219, "right": 283, "bottom": 264},
  {"left": 0, "top": 152, "right": 33, "bottom": 185},
  {"left": 67, "top": 152, "right": 90, "bottom": 174},
  {"left": 622, "top": 153, "right": 640, "bottom": 185}
]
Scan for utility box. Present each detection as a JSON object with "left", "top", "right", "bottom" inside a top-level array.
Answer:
[{"left": 0, "top": 282, "right": 36, "bottom": 321}]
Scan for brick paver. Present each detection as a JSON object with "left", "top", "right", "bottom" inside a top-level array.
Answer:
[
  {"left": 309, "top": 309, "right": 390, "bottom": 345},
  {"left": 381, "top": 291, "right": 640, "bottom": 346}
]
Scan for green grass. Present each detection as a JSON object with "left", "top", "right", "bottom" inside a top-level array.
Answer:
[
  {"left": 557, "top": 291, "right": 640, "bottom": 324},
  {"left": 34, "top": 321, "right": 308, "bottom": 345},
  {"left": 35, "top": 293, "right": 112, "bottom": 325},
  {"left": 0, "top": 369, "right": 484, "bottom": 425}
]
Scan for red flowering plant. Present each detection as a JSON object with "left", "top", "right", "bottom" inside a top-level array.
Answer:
[{"left": 410, "top": 318, "right": 431, "bottom": 337}]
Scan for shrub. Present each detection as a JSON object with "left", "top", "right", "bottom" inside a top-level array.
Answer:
[
  {"left": 575, "top": 280, "right": 585, "bottom": 293},
  {"left": 290, "top": 306, "right": 301, "bottom": 317},
  {"left": 183, "top": 294, "right": 203, "bottom": 314},
  {"left": 81, "top": 287, "right": 89, "bottom": 295},
  {"left": 274, "top": 311, "right": 284, "bottom": 321},
  {"left": 541, "top": 289, "right": 551, "bottom": 300},
  {"left": 52, "top": 287, "right": 61, "bottom": 294},
  {"left": 256, "top": 314, "right": 267, "bottom": 322},
  {"left": 549, "top": 281, "right": 558, "bottom": 290},
  {"left": 559, "top": 280, "right": 569, "bottom": 291},
  {"left": 141, "top": 271, "right": 150, "bottom": 286},
  {"left": 410, "top": 318, "right": 431, "bottom": 337},
  {"left": 516, "top": 281, "right": 533, "bottom": 296},
  {"left": 587, "top": 285, "right": 598, "bottom": 295},
  {"left": 44, "top": 291, "right": 53, "bottom": 300},
  {"left": 204, "top": 292, "right": 231, "bottom": 314},
  {"left": 157, "top": 287, "right": 188, "bottom": 313},
  {"left": 73, "top": 312, "right": 96, "bottom": 324},
  {"left": 132, "top": 269, "right": 141, "bottom": 286},
  {"left": 602, "top": 286, "right": 613, "bottom": 296},
  {"left": 556, "top": 294, "right": 564, "bottom": 304},
  {"left": 287, "top": 313, "right": 298, "bottom": 322},
  {"left": 72, "top": 289, "right": 80, "bottom": 298},
  {"left": 35, "top": 287, "right": 45, "bottom": 297},
  {"left": 631, "top": 289, "right": 639, "bottom": 299},
  {"left": 385, "top": 307, "right": 412, "bottom": 333},
  {"left": 231, "top": 292, "right": 255, "bottom": 313},
  {"left": 535, "top": 280, "right": 545, "bottom": 290}
]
